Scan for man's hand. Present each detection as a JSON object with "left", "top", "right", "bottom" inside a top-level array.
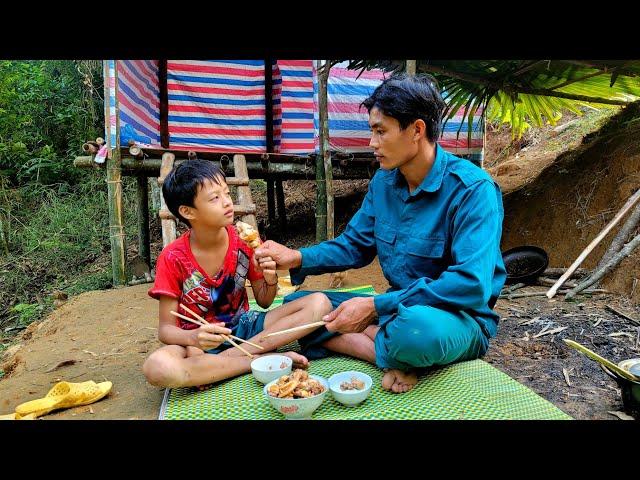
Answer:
[
  {"left": 254, "top": 240, "right": 302, "bottom": 271},
  {"left": 322, "top": 296, "right": 377, "bottom": 334}
]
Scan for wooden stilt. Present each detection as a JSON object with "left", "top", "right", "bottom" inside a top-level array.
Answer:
[
  {"left": 158, "top": 152, "right": 177, "bottom": 247},
  {"left": 233, "top": 154, "right": 257, "bottom": 230},
  {"left": 275, "top": 180, "right": 287, "bottom": 233},
  {"left": 315, "top": 60, "right": 328, "bottom": 242},
  {"left": 136, "top": 175, "right": 151, "bottom": 268},
  {"left": 107, "top": 62, "right": 127, "bottom": 286},
  {"left": 318, "top": 61, "right": 334, "bottom": 239},
  {"left": 267, "top": 178, "right": 276, "bottom": 225}
]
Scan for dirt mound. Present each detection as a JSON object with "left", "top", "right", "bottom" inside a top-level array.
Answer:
[{"left": 498, "top": 102, "right": 640, "bottom": 302}]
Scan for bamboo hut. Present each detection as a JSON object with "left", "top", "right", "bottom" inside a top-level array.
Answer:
[{"left": 74, "top": 60, "right": 485, "bottom": 286}]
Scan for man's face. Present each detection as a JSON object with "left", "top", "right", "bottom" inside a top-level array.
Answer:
[
  {"left": 186, "top": 178, "right": 234, "bottom": 228},
  {"left": 368, "top": 107, "right": 418, "bottom": 170}
]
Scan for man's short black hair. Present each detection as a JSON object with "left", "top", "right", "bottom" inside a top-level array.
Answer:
[
  {"left": 162, "top": 159, "right": 226, "bottom": 227},
  {"left": 361, "top": 73, "right": 446, "bottom": 143}
]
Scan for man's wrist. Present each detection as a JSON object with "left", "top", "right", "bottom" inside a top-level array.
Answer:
[{"left": 292, "top": 249, "right": 303, "bottom": 269}]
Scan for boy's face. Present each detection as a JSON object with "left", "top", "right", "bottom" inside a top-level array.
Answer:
[
  {"left": 368, "top": 107, "right": 421, "bottom": 171},
  {"left": 182, "top": 178, "right": 234, "bottom": 228}
]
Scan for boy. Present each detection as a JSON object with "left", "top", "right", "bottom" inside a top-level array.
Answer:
[{"left": 143, "top": 160, "right": 332, "bottom": 388}]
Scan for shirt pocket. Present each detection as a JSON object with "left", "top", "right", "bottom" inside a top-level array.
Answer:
[
  {"left": 374, "top": 222, "right": 397, "bottom": 267},
  {"left": 405, "top": 237, "right": 446, "bottom": 279}
]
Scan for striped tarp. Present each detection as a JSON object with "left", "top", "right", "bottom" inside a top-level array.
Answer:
[
  {"left": 116, "top": 60, "right": 162, "bottom": 147},
  {"left": 104, "top": 60, "right": 484, "bottom": 162},
  {"left": 166, "top": 60, "right": 280, "bottom": 153}
]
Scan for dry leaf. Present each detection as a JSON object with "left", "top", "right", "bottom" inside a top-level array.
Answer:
[
  {"left": 82, "top": 350, "right": 98, "bottom": 357},
  {"left": 607, "top": 411, "right": 635, "bottom": 420},
  {"left": 562, "top": 367, "right": 571, "bottom": 387},
  {"left": 533, "top": 326, "right": 569, "bottom": 338},
  {"left": 44, "top": 359, "right": 77, "bottom": 373}
]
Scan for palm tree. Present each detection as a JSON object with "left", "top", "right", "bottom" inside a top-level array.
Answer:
[{"left": 343, "top": 60, "right": 640, "bottom": 139}]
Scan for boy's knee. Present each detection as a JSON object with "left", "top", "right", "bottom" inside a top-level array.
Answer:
[
  {"left": 143, "top": 351, "right": 186, "bottom": 387},
  {"left": 309, "top": 292, "right": 332, "bottom": 314}
]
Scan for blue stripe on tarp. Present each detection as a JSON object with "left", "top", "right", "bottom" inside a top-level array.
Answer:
[
  {"left": 283, "top": 112, "right": 315, "bottom": 119},
  {"left": 121, "top": 60, "right": 159, "bottom": 95},
  {"left": 119, "top": 81, "right": 160, "bottom": 120},
  {"left": 170, "top": 137, "right": 266, "bottom": 147},
  {"left": 168, "top": 116, "right": 280, "bottom": 126},
  {"left": 280, "top": 69, "right": 314, "bottom": 78},
  {"left": 281, "top": 132, "right": 315, "bottom": 139},
  {"left": 167, "top": 73, "right": 265, "bottom": 87},
  {"left": 328, "top": 120, "right": 370, "bottom": 130},
  {"left": 442, "top": 119, "right": 483, "bottom": 132},
  {"left": 208, "top": 60, "right": 265, "bottom": 66},
  {"left": 120, "top": 111, "right": 161, "bottom": 141},
  {"left": 327, "top": 83, "right": 378, "bottom": 96},
  {"left": 168, "top": 94, "right": 266, "bottom": 106},
  {"left": 280, "top": 90, "right": 314, "bottom": 98}
]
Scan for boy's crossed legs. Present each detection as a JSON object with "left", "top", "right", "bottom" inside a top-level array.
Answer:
[{"left": 143, "top": 292, "right": 332, "bottom": 388}]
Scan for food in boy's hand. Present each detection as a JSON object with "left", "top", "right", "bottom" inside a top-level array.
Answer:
[
  {"left": 339, "top": 377, "right": 366, "bottom": 391},
  {"left": 267, "top": 369, "right": 325, "bottom": 398},
  {"left": 236, "top": 221, "right": 261, "bottom": 249}
]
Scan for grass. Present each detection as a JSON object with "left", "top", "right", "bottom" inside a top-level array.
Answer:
[{"left": 0, "top": 172, "right": 140, "bottom": 334}]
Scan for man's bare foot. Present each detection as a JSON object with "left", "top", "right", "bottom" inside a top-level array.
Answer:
[
  {"left": 280, "top": 351, "right": 309, "bottom": 369},
  {"left": 381, "top": 368, "right": 418, "bottom": 393}
]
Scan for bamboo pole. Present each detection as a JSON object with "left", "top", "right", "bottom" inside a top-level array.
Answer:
[
  {"left": 74, "top": 156, "right": 378, "bottom": 179},
  {"left": 159, "top": 60, "right": 169, "bottom": 148},
  {"left": 267, "top": 179, "right": 276, "bottom": 225},
  {"left": 546, "top": 188, "right": 640, "bottom": 298},
  {"left": 595, "top": 199, "right": 640, "bottom": 272},
  {"left": 107, "top": 61, "right": 127, "bottom": 286},
  {"left": 136, "top": 175, "right": 151, "bottom": 268},
  {"left": 276, "top": 180, "right": 287, "bottom": 232},
  {"left": 315, "top": 60, "right": 328, "bottom": 242},
  {"left": 318, "top": 60, "right": 334, "bottom": 239},
  {"left": 233, "top": 154, "right": 257, "bottom": 230}
]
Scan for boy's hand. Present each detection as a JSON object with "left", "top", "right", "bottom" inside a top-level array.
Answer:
[
  {"left": 192, "top": 323, "right": 233, "bottom": 351},
  {"left": 257, "top": 255, "right": 278, "bottom": 285},
  {"left": 254, "top": 241, "right": 302, "bottom": 271}
]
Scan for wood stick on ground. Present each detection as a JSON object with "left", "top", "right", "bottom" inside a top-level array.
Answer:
[
  {"left": 264, "top": 321, "right": 326, "bottom": 338},
  {"left": 595, "top": 199, "right": 640, "bottom": 272},
  {"left": 542, "top": 267, "right": 589, "bottom": 278},
  {"left": 604, "top": 305, "right": 640, "bottom": 326},
  {"left": 501, "top": 289, "right": 609, "bottom": 299},
  {"left": 546, "top": 187, "right": 640, "bottom": 298},
  {"left": 536, "top": 277, "right": 578, "bottom": 288},
  {"left": 562, "top": 367, "right": 572, "bottom": 387},
  {"left": 565, "top": 232, "right": 640, "bottom": 300}
]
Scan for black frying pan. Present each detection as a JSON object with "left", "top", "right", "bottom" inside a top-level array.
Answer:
[{"left": 501, "top": 245, "right": 549, "bottom": 285}]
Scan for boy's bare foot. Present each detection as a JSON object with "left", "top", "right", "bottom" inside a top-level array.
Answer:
[
  {"left": 280, "top": 351, "right": 309, "bottom": 369},
  {"left": 381, "top": 368, "right": 418, "bottom": 393}
]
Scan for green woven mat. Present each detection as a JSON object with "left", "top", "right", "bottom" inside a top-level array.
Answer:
[{"left": 159, "top": 285, "right": 572, "bottom": 420}]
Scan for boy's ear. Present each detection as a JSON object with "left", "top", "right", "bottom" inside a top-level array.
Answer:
[
  {"left": 413, "top": 119, "right": 426, "bottom": 142},
  {"left": 178, "top": 205, "right": 196, "bottom": 221}
]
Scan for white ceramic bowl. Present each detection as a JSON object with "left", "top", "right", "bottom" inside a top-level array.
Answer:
[
  {"left": 251, "top": 355, "right": 292, "bottom": 384},
  {"left": 328, "top": 371, "right": 373, "bottom": 407},
  {"left": 263, "top": 374, "right": 329, "bottom": 419}
]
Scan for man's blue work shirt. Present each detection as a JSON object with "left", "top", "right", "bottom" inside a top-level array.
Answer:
[{"left": 290, "top": 144, "right": 507, "bottom": 339}]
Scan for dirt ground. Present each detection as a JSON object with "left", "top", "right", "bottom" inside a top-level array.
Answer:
[{"left": 2, "top": 104, "right": 640, "bottom": 420}]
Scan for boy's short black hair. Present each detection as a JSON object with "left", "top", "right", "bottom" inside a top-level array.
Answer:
[
  {"left": 162, "top": 159, "right": 226, "bottom": 227},
  {"left": 361, "top": 73, "right": 446, "bottom": 143}
]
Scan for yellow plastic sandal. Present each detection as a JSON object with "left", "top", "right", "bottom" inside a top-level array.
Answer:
[{"left": 14, "top": 380, "right": 112, "bottom": 419}]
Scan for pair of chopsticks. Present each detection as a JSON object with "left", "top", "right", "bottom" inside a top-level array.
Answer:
[{"left": 170, "top": 304, "right": 264, "bottom": 358}]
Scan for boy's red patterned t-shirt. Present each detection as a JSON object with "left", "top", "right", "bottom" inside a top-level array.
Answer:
[{"left": 148, "top": 225, "right": 263, "bottom": 329}]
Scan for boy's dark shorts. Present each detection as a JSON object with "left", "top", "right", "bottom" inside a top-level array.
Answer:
[{"left": 205, "top": 310, "right": 267, "bottom": 354}]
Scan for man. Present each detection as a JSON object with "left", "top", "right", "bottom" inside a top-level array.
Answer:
[{"left": 255, "top": 73, "right": 506, "bottom": 393}]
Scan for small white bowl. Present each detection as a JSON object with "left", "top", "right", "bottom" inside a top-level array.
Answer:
[
  {"left": 251, "top": 355, "right": 292, "bottom": 384},
  {"left": 328, "top": 371, "right": 373, "bottom": 407},
  {"left": 263, "top": 374, "right": 329, "bottom": 419}
]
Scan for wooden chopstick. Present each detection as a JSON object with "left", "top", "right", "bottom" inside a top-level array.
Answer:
[
  {"left": 169, "top": 310, "right": 255, "bottom": 358},
  {"left": 178, "top": 304, "right": 263, "bottom": 350},
  {"left": 263, "top": 321, "right": 326, "bottom": 338}
]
